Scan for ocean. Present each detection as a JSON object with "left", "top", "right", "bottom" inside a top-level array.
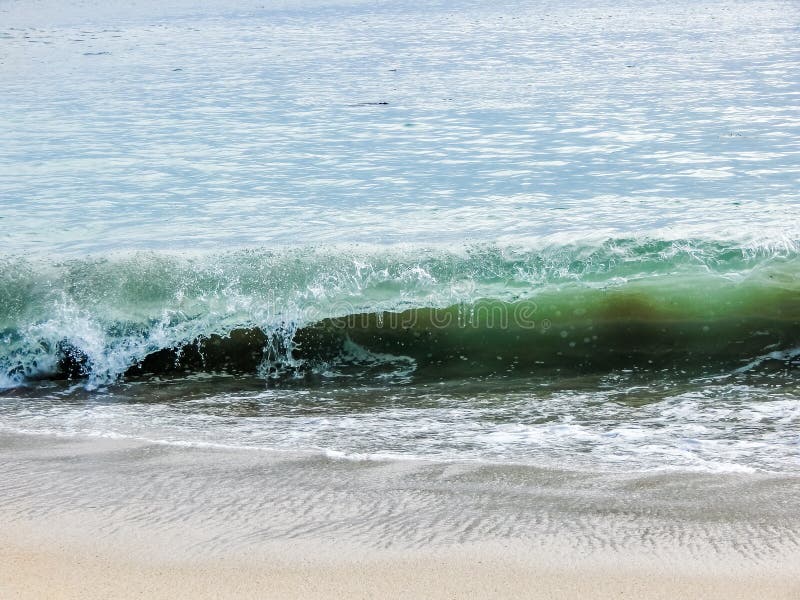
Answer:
[{"left": 1, "top": 0, "right": 799, "bottom": 476}]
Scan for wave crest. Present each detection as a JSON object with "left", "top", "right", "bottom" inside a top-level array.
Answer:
[{"left": 1, "top": 239, "right": 799, "bottom": 388}]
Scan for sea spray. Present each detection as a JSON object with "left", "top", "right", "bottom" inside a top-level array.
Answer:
[{"left": 1, "top": 239, "right": 798, "bottom": 387}]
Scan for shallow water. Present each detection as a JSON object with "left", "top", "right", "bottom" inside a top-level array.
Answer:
[
  {"left": 2, "top": 372, "right": 799, "bottom": 473},
  {"left": 1, "top": 0, "right": 799, "bottom": 473}
]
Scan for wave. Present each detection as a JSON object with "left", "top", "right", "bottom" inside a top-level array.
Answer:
[{"left": 1, "top": 238, "right": 799, "bottom": 388}]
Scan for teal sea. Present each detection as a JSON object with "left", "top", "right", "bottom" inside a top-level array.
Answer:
[{"left": 1, "top": 0, "right": 799, "bottom": 474}]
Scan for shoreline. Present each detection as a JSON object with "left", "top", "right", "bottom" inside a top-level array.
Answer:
[{"left": 1, "top": 433, "right": 799, "bottom": 599}]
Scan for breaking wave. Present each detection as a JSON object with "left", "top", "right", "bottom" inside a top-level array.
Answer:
[{"left": 2, "top": 238, "right": 799, "bottom": 389}]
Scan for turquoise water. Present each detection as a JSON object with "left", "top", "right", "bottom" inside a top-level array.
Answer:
[
  {"left": 2, "top": 0, "right": 799, "bottom": 255},
  {"left": 1, "top": 0, "right": 799, "bottom": 472}
]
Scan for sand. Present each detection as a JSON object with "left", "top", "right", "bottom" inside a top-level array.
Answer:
[
  {"left": 1, "top": 433, "right": 799, "bottom": 599},
  {"left": 4, "top": 540, "right": 800, "bottom": 600}
]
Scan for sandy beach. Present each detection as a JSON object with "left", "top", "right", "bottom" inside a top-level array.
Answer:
[
  {"left": 1, "top": 433, "right": 798, "bottom": 599},
  {"left": 4, "top": 537, "right": 800, "bottom": 600},
  {"left": 3, "top": 0, "right": 800, "bottom": 597}
]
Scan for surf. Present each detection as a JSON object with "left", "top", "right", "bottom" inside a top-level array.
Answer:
[{"left": 1, "top": 238, "right": 799, "bottom": 388}]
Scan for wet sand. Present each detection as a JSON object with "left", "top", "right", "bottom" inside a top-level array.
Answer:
[{"left": 1, "top": 433, "right": 799, "bottom": 599}]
